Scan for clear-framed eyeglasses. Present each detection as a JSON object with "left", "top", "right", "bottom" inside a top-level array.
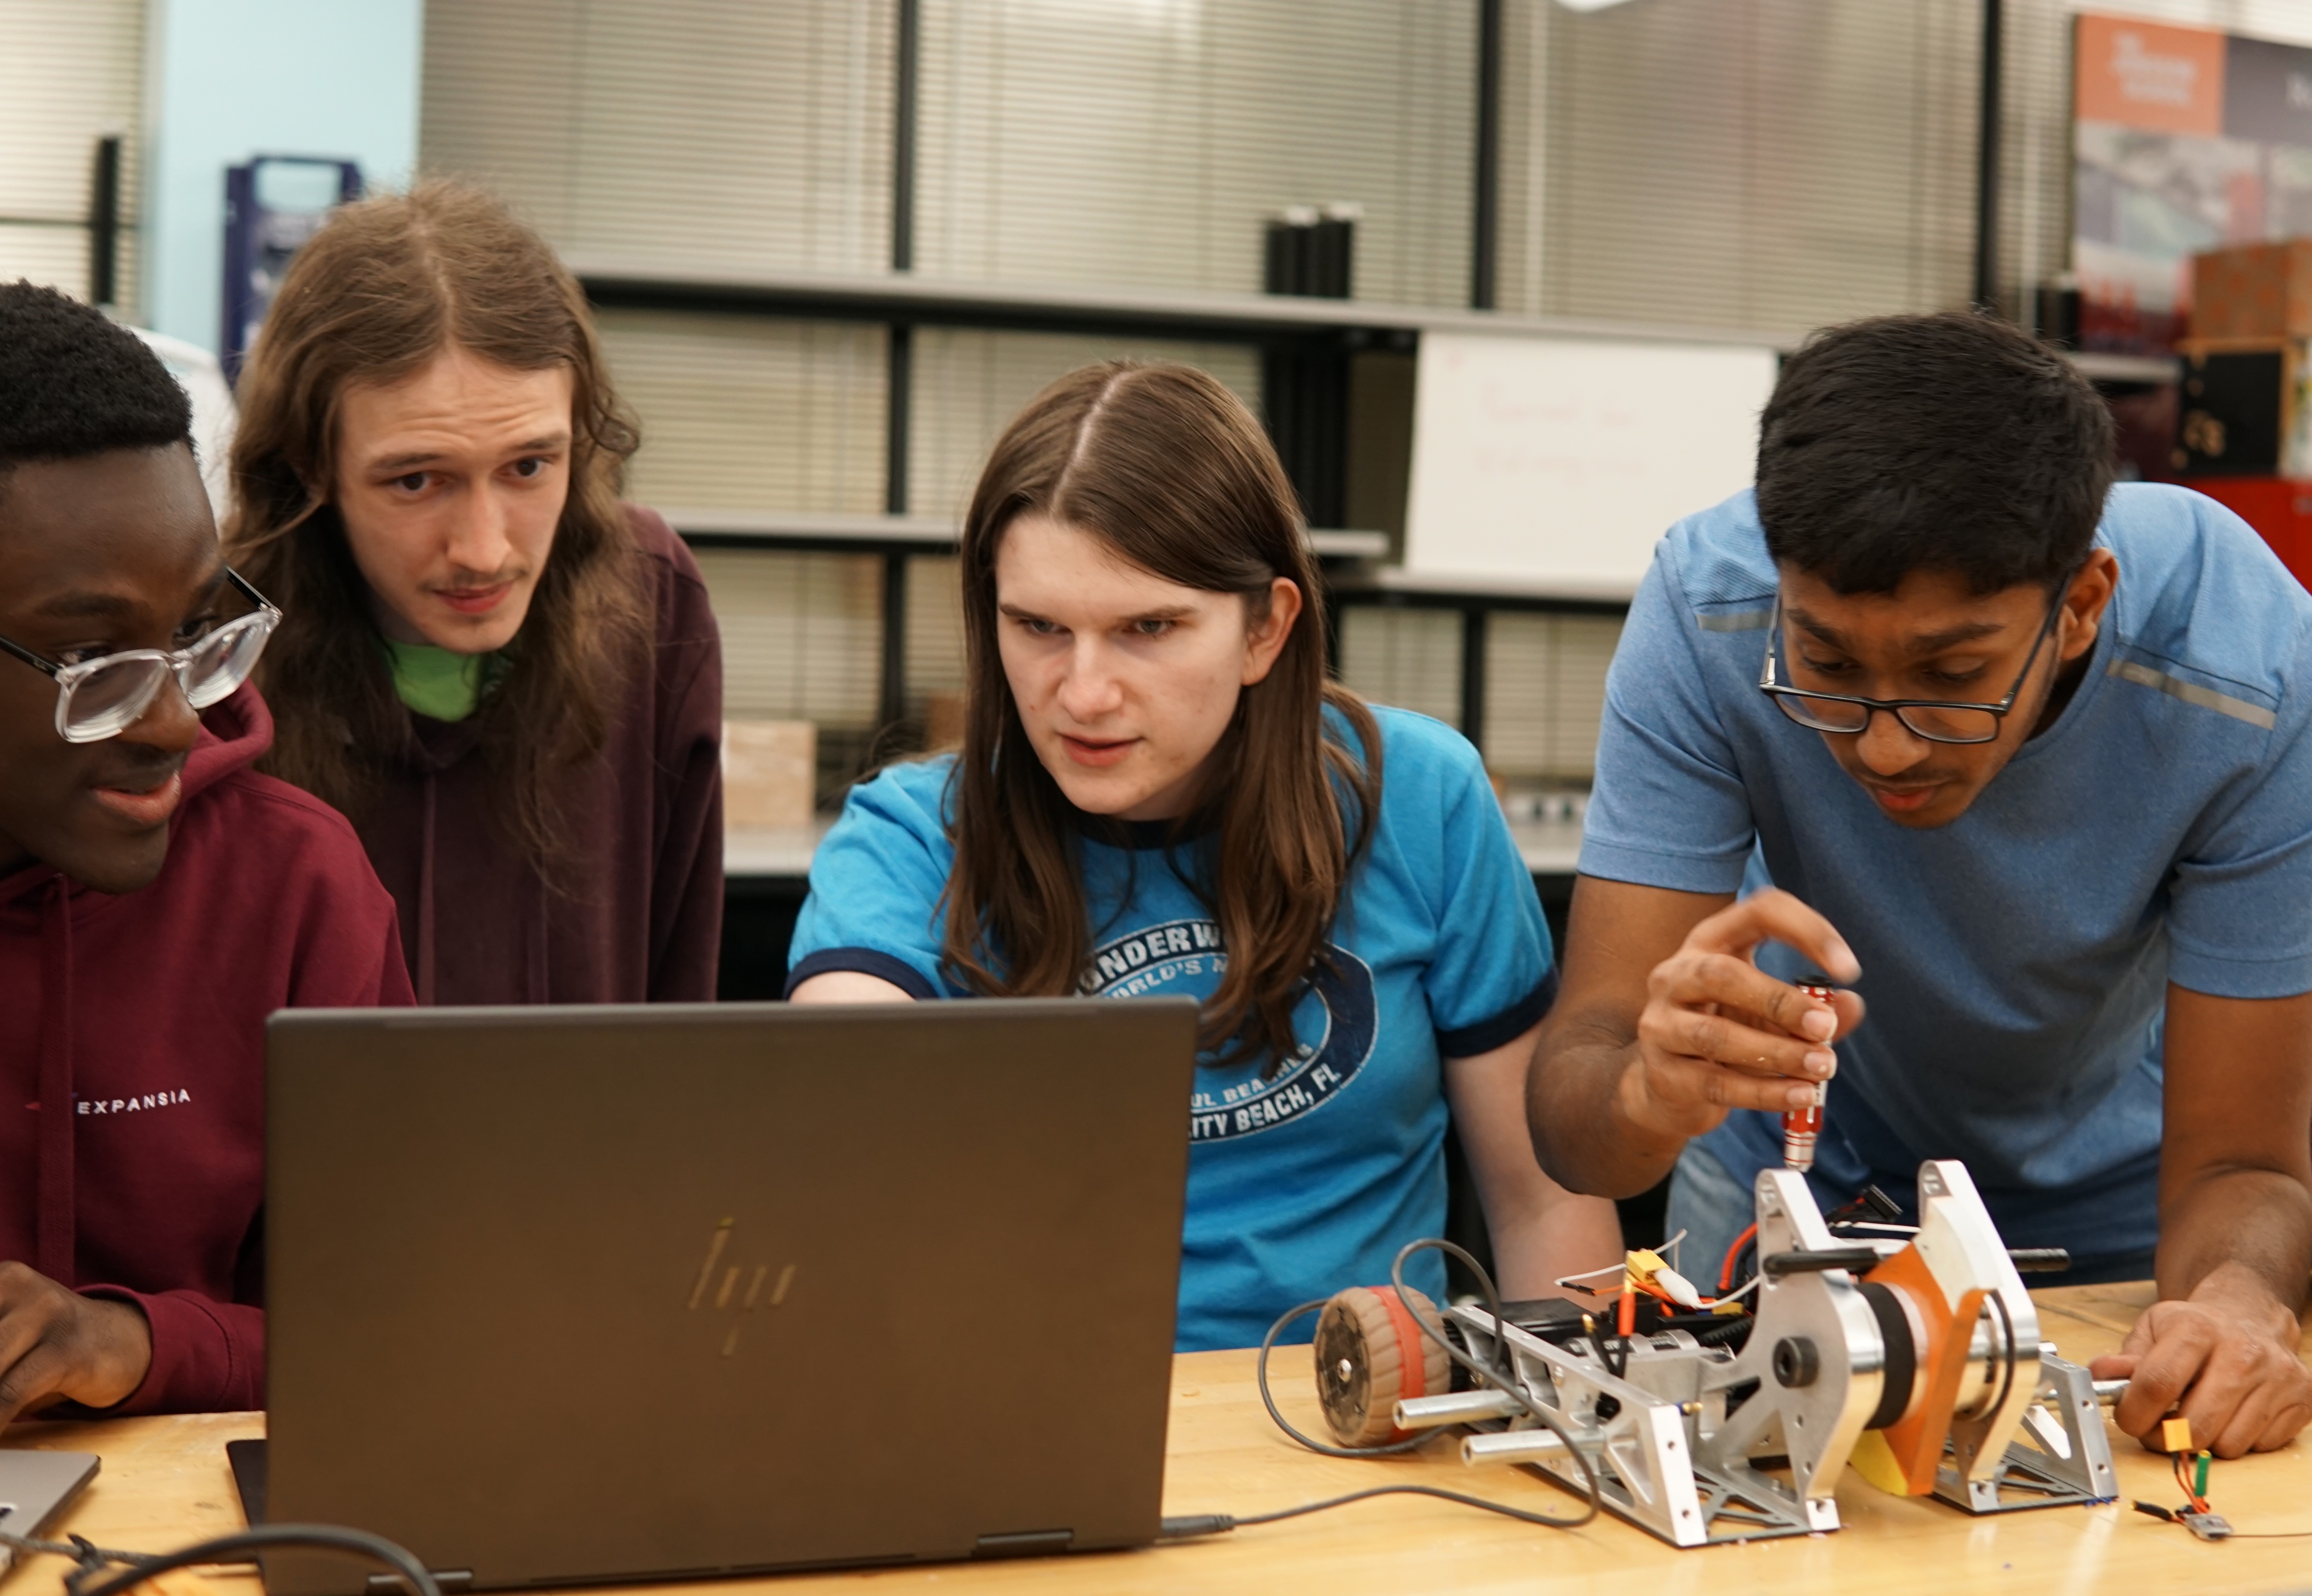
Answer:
[
  {"left": 1755, "top": 575, "right": 2072, "bottom": 747},
  {"left": 0, "top": 568, "right": 282, "bottom": 744}
]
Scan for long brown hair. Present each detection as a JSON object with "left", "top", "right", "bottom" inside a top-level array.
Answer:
[
  {"left": 224, "top": 178, "right": 650, "bottom": 866},
  {"left": 944, "top": 362, "right": 1381, "bottom": 1065}
]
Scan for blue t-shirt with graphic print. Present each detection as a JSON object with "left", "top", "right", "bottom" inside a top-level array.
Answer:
[
  {"left": 1581, "top": 483, "right": 2312, "bottom": 1267},
  {"left": 787, "top": 707, "right": 1556, "bottom": 1351}
]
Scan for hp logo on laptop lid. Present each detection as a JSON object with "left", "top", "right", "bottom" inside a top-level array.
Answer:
[{"left": 686, "top": 1217, "right": 798, "bottom": 1357}]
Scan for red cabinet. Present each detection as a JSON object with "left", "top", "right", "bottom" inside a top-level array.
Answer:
[{"left": 2181, "top": 476, "right": 2312, "bottom": 592}]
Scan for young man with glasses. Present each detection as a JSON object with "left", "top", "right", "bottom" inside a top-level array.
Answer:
[
  {"left": 0, "top": 283, "right": 412, "bottom": 1430},
  {"left": 1530, "top": 311, "right": 2312, "bottom": 1459}
]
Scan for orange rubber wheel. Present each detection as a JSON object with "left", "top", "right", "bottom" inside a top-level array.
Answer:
[{"left": 1313, "top": 1285, "right": 1453, "bottom": 1446}]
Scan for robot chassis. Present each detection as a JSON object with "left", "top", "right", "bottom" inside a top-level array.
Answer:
[{"left": 1317, "top": 1160, "right": 2126, "bottom": 1548}]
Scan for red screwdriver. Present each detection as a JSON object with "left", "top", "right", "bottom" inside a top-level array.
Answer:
[{"left": 1783, "top": 982, "right": 1834, "bottom": 1172}]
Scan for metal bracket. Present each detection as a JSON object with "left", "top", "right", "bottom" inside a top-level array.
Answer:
[
  {"left": 1932, "top": 1352, "right": 2120, "bottom": 1513},
  {"left": 1440, "top": 1304, "right": 1824, "bottom": 1546}
]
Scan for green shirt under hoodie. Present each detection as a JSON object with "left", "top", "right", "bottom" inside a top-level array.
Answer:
[{"left": 382, "top": 639, "right": 491, "bottom": 723}]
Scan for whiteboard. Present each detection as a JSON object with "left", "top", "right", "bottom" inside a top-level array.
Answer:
[{"left": 1403, "top": 331, "right": 1779, "bottom": 598}]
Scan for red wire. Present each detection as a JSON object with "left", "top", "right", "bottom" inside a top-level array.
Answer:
[{"left": 2173, "top": 1452, "right": 2209, "bottom": 1514}]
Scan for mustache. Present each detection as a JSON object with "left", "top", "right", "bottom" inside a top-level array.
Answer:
[
  {"left": 87, "top": 747, "right": 187, "bottom": 790},
  {"left": 1833, "top": 753, "right": 1961, "bottom": 789}
]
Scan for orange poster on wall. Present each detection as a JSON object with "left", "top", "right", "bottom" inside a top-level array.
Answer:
[{"left": 2075, "top": 14, "right": 2224, "bottom": 137}]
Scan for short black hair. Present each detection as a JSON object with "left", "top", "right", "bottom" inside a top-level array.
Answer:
[
  {"left": 1755, "top": 311, "right": 2114, "bottom": 594},
  {"left": 0, "top": 279, "right": 192, "bottom": 481}
]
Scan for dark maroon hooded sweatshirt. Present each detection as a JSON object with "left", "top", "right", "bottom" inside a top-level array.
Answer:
[
  {"left": 0, "top": 684, "right": 414, "bottom": 1414},
  {"left": 356, "top": 506, "right": 724, "bottom": 1005}
]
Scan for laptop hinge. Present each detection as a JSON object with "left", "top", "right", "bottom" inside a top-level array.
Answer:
[
  {"left": 369, "top": 1571, "right": 473, "bottom": 1594},
  {"left": 972, "top": 1529, "right": 1073, "bottom": 1558}
]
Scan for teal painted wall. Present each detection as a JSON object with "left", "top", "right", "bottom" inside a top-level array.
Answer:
[{"left": 140, "top": 0, "right": 424, "bottom": 352}]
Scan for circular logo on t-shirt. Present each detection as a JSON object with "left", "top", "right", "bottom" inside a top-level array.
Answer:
[{"left": 1078, "top": 917, "right": 1378, "bottom": 1141}]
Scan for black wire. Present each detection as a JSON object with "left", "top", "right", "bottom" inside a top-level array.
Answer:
[
  {"left": 1593, "top": 1323, "right": 1630, "bottom": 1380},
  {"left": 0, "top": 1528, "right": 156, "bottom": 1573},
  {"left": 1388, "top": 1238, "right": 1601, "bottom": 1528},
  {"left": 1228, "top": 1483, "right": 1604, "bottom": 1531},
  {"left": 5, "top": 1525, "right": 442, "bottom": 1596},
  {"left": 1250, "top": 1253, "right": 1603, "bottom": 1531},
  {"left": 78, "top": 1527, "right": 439, "bottom": 1596},
  {"left": 1255, "top": 1299, "right": 1450, "bottom": 1458}
]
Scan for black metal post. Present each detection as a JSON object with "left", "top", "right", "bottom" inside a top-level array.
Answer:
[
  {"left": 1472, "top": 0, "right": 1503, "bottom": 311},
  {"left": 89, "top": 135, "right": 121, "bottom": 308},
  {"left": 1974, "top": 0, "right": 2003, "bottom": 314},
  {"left": 892, "top": 0, "right": 919, "bottom": 275},
  {"left": 880, "top": 324, "right": 913, "bottom": 739},
  {"left": 880, "top": 550, "right": 911, "bottom": 735},
  {"left": 1459, "top": 606, "right": 1489, "bottom": 750},
  {"left": 886, "top": 324, "right": 912, "bottom": 515},
  {"left": 880, "top": 0, "right": 923, "bottom": 744}
]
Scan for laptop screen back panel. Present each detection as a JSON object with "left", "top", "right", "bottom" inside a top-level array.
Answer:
[{"left": 264, "top": 999, "right": 1195, "bottom": 1591}]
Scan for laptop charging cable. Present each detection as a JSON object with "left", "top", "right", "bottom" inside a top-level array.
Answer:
[
  {"left": 1162, "top": 1239, "right": 1604, "bottom": 1543},
  {"left": 0, "top": 1520, "right": 441, "bottom": 1596}
]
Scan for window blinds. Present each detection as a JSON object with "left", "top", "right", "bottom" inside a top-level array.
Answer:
[
  {"left": 1497, "top": 0, "right": 2312, "bottom": 338},
  {"left": 914, "top": 0, "right": 1474, "bottom": 305},
  {"left": 597, "top": 307, "right": 887, "bottom": 515},
  {"left": 1483, "top": 611, "right": 1622, "bottom": 783},
  {"left": 907, "top": 327, "right": 1261, "bottom": 522},
  {"left": 1335, "top": 606, "right": 1623, "bottom": 783},
  {"left": 1496, "top": 0, "right": 1980, "bottom": 335},
  {"left": 1337, "top": 608, "right": 1464, "bottom": 731},
  {"left": 0, "top": 0, "right": 142, "bottom": 310},
  {"left": 420, "top": 0, "right": 893, "bottom": 277},
  {"left": 903, "top": 554, "right": 966, "bottom": 729},
  {"left": 688, "top": 546, "right": 883, "bottom": 733}
]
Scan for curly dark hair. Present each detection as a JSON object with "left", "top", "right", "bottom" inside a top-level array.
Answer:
[{"left": 0, "top": 280, "right": 190, "bottom": 486}]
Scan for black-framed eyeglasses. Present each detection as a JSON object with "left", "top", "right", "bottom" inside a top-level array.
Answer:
[
  {"left": 1756, "top": 576, "right": 2071, "bottom": 746},
  {"left": 0, "top": 568, "right": 282, "bottom": 744}
]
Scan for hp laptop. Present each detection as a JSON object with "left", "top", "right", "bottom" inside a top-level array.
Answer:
[{"left": 242, "top": 999, "right": 1196, "bottom": 1593}]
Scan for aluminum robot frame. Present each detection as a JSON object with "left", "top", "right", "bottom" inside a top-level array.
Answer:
[{"left": 1342, "top": 1160, "right": 2122, "bottom": 1547}]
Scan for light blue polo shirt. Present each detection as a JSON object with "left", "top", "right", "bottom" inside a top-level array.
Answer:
[
  {"left": 1582, "top": 484, "right": 2312, "bottom": 1266},
  {"left": 788, "top": 707, "right": 1557, "bottom": 1350}
]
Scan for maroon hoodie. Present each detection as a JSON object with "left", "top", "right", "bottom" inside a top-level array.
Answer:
[
  {"left": 0, "top": 684, "right": 413, "bottom": 1414},
  {"left": 356, "top": 505, "right": 724, "bottom": 1005}
]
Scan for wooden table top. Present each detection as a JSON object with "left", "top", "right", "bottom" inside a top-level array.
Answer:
[{"left": 5, "top": 1282, "right": 2309, "bottom": 1596}]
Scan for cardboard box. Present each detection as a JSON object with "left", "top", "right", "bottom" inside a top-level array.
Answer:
[
  {"left": 722, "top": 720, "right": 817, "bottom": 829},
  {"left": 2192, "top": 241, "right": 2312, "bottom": 340},
  {"left": 924, "top": 693, "right": 966, "bottom": 752}
]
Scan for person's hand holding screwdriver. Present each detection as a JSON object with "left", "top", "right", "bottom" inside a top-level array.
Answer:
[{"left": 1614, "top": 888, "right": 1866, "bottom": 1149}]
